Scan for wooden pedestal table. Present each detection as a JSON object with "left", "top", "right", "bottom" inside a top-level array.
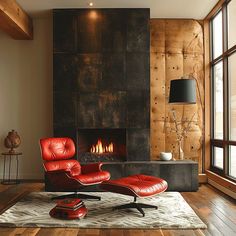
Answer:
[{"left": 1, "top": 152, "right": 22, "bottom": 185}]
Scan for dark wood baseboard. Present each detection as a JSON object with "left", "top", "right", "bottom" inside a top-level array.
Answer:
[
  {"left": 198, "top": 173, "right": 208, "bottom": 183},
  {"left": 1, "top": 179, "right": 44, "bottom": 183}
]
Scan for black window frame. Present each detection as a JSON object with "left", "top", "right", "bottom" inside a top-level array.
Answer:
[{"left": 210, "top": 0, "right": 236, "bottom": 181}]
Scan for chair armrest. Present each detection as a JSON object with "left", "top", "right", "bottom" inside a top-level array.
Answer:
[{"left": 81, "top": 162, "right": 103, "bottom": 174}]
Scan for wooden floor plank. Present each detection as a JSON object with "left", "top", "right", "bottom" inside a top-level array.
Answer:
[
  {"left": 201, "top": 184, "right": 236, "bottom": 208},
  {"left": 149, "top": 229, "right": 164, "bottom": 236},
  {"left": 200, "top": 185, "right": 236, "bottom": 219},
  {"left": 1, "top": 228, "right": 26, "bottom": 236},
  {"left": 0, "top": 183, "right": 44, "bottom": 214},
  {"left": 78, "top": 228, "right": 101, "bottom": 236},
  {"left": 182, "top": 189, "right": 236, "bottom": 235},
  {"left": 0, "top": 184, "right": 11, "bottom": 192},
  {"left": 0, "top": 185, "right": 28, "bottom": 215},
  {"left": 35, "top": 228, "right": 67, "bottom": 236},
  {"left": 98, "top": 229, "right": 109, "bottom": 236},
  {"left": 0, "top": 183, "right": 235, "bottom": 236},
  {"left": 63, "top": 228, "right": 80, "bottom": 236},
  {"left": 162, "top": 230, "right": 196, "bottom": 236},
  {"left": 20, "top": 228, "right": 41, "bottom": 236},
  {"left": 0, "top": 228, "right": 18, "bottom": 236},
  {"left": 181, "top": 193, "right": 227, "bottom": 235},
  {"left": 193, "top": 229, "right": 208, "bottom": 236}
]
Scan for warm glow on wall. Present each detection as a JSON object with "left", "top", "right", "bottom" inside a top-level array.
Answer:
[{"left": 89, "top": 10, "right": 98, "bottom": 20}]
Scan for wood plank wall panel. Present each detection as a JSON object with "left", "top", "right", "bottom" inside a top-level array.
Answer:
[{"left": 150, "top": 19, "right": 204, "bottom": 173}]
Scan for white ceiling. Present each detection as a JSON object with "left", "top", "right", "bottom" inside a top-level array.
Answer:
[{"left": 17, "top": 0, "right": 218, "bottom": 19}]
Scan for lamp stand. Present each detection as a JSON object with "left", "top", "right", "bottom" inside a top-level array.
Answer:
[
  {"left": 170, "top": 109, "right": 196, "bottom": 160},
  {"left": 168, "top": 75, "right": 204, "bottom": 169}
]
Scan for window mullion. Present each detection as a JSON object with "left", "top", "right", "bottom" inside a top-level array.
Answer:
[{"left": 222, "top": 3, "right": 229, "bottom": 175}]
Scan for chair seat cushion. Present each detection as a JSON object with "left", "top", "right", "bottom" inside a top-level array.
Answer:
[
  {"left": 100, "top": 174, "right": 168, "bottom": 197},
  {"left": 75, "top": 171, "right": 110, "bottom": 185}
]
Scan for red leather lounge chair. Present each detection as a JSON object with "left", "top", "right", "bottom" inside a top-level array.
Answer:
[{"left": 40, "top": 137, "right": 110, "bottom": 200}]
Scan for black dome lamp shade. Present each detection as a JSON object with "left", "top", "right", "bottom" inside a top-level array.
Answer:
[{"left": 169, "top": 78, "right": 196, "bottom": 104}]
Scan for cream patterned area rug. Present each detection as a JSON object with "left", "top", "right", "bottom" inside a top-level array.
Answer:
[{"left": 0, "top": 192, "right": 207, "bottom": 229}]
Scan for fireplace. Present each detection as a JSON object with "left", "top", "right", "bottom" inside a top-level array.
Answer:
[
  {"left": 53, "top": 8, "right": 150, "bottom": 164},
  {"left": 78, "top": 129, "right": 126, "bottom": 163}
]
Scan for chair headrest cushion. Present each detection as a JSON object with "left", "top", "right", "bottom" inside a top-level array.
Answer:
[{"left": 40, "top": 137, "right": 75, "bottom": 161}]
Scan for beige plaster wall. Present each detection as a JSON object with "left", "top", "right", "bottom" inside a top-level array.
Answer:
[{"left": 0, "top": 17, "right": 53, "bottom": 179}]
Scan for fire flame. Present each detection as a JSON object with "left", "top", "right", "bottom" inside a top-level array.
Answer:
[{"left": 90, "top": 139, "right": 114, "bottom": 154}]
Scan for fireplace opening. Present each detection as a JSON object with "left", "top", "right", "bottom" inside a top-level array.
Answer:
[{"left": 78, "top": 129, "right": 126, "bottom": 163}]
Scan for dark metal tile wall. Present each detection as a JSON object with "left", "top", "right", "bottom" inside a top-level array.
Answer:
[{"left": 53, "top": 9, "right": 150, "bottom": 162}]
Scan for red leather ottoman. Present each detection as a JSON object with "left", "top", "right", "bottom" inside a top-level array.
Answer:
[
  {"left": 49, "top": 198, "right": 87, "bottom": 220},
  {"left": 100, "top": 174, "right": 168, "bottom": 217}
]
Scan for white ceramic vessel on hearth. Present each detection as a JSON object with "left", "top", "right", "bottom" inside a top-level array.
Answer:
[{"left": 160, "top": 152, "right": 172, "bottom": 161}]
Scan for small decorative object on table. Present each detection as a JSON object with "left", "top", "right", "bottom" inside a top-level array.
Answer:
[
  {"left": 160, "top": 152, "right": 172, "bottom": 161},
  {"left": 49, "top": 198, "right": 87, "bottom": 220},
  {"left": 4, "top": 130, "right": 21, "bottom": 154}
]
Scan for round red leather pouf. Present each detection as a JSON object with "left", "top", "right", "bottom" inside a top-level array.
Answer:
[
  {"left": 49, "top": 199, "right": 88, "bottom": 220},
  {"left": 49, "top": 206, "right": 87, "bottom": 220}
]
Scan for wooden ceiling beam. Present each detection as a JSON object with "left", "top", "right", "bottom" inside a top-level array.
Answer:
[{"left": 0, "top": 0, "right": 33, "bottom": 40}]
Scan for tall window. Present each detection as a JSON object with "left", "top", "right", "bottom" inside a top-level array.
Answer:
[{"left": 210, "top": 0, "right": 236, "bottom": 180}]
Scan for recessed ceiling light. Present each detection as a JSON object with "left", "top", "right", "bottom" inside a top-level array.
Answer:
[{"left": 89, "top": 2, "right": 94, "bottom": 7}]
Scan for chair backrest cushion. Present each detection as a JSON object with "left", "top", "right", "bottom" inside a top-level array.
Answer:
[{"left": 40, "top": 137, "right": 75, "bottom": 161}]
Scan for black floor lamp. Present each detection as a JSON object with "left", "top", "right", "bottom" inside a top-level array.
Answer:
[{"left": 169, "top": 77, "right": 203, "bottom": 160}]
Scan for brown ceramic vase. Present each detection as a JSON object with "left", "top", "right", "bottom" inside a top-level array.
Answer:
[{"left": 4, "top": 130, "right": 21, "bottom": 153}]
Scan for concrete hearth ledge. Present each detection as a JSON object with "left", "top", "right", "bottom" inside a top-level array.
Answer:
[
  {"left": 44, "top": 160, "right": 198, "bottom": 192},
  {"left": 87, "top": 160, "right": 198, "bottom": 192}
]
